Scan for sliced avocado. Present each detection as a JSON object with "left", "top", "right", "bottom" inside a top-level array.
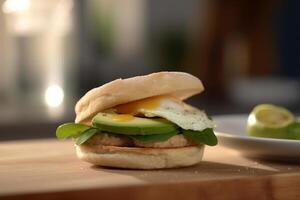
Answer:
[{"left": 92, "top": 113, "right": 179, "bottom": 135}]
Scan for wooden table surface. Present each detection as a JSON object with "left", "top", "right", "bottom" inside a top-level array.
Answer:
[{"left": 1, "top": 139, "right": 300, "bottom": 200}]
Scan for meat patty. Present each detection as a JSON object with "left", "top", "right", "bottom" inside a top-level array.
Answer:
[
  {"left": 85, "top": 133, "right": 196, "bottom": 148},
  {"left": 86, "top": 133, "right": 134, "bottom": 147}
]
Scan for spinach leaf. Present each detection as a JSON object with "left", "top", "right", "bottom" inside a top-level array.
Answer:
[
  {"left": 130, "top": 130, "right": 178, "bottom": 143},
  {"left": 182, "top": 128, "right": 218, "bottom": 146},
  {"left": 56, "top": 123, "right": 91, "bottom": 139},
  {"left": 75, "top": 128, "right": 99, "bottom": 145}
]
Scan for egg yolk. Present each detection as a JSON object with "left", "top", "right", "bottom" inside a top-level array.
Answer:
[
  {"left": 112, "top": 114, "right": 135, "bottom": 122},
  {"left": 115, "top": 96, "right": 163, "bottom": 115},
  {"left": 115, "top": 95, "right": 182, "bottom": 115}
]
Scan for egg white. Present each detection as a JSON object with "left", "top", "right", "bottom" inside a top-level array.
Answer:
[{"left": 136, "top": 98, "right": 215, "bottom": 131}]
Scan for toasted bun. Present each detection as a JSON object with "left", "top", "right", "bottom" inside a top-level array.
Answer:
[
  {"left": 75, "top": 72, "right": 204, "bottom": 123},
  {"left": 76, "top": 144, "right": 204, "bottom": 169}
]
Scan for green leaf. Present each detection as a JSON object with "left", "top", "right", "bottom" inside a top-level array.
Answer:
[
  {"left": 75, "top": 128, "right": 99, "bottom": 145},
  {"left": 288, "top": 122, "right": 300, "bottom": 140},
  {"left": 130, "top": 130, "right": 179, "bottom": 143},
  {"left": 56, "top": 123, "right": 91, "bottom": 139},
  {"left": 182, "top": 128, "right": 218, "bottom": 146}
]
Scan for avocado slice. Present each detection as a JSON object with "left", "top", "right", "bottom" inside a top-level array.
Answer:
[{"left": 92, "top": 113, "right": 179, "bottom": 135}]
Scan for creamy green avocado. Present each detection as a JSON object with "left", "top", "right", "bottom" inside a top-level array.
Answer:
[{"left": 92, "top": 113, "right": 179, "bottom": 135}]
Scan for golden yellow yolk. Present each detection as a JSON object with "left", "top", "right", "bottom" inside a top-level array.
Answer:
[
  {"left": 115, "top": 95, "right": 182, "bottom": 115},
  {"left": 115, "top": 96, "right": 163, "bottom": 115},
  {"left": 112, "top": 114, "right": 135, "bottom": 122}
]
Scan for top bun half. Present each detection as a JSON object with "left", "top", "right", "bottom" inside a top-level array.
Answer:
[{"left": 75, "top": 71, "right": 204, "bottom": 123}]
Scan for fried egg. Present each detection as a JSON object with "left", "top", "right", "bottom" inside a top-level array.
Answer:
[{"left": 114, "top": 96, "right": 215, "bottom": 131}]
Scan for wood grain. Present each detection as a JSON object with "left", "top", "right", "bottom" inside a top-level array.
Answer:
[{"left": 0, "top": 139, "right": 300, "bottom": 200}]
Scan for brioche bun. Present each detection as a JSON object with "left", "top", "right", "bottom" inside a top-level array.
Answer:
[
  {"left": 75, "top": 72, "right": 204, "bottom": 123},
  {"left": 76, "top": 144, "right": 204, "bottom": 169}
]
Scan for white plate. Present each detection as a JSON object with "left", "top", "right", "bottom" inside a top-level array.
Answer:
[{"left": 213, "top": 114, "right": 300, "bottom": 162}]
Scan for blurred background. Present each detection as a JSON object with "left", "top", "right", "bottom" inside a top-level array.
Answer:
[{"left": 0, "top": 0, "right": 300, "bottom": 140}]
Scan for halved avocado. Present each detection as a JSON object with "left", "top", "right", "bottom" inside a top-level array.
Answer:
[{"left": 92, "top": 113, "right": 179, "bottom": 135}]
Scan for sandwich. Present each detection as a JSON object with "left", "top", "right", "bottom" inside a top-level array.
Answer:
[{"left": 56, "top": 72, "right": 217, "bottom": 169}]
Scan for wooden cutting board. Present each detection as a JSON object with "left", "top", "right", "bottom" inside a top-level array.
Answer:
[{"left": 0, "top": 139, "right": 300, "bottom": 200}]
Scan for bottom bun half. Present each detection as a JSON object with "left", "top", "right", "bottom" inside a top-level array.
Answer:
[{"left": 76, "top": 144, "right": 205, "bottom": 169}]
